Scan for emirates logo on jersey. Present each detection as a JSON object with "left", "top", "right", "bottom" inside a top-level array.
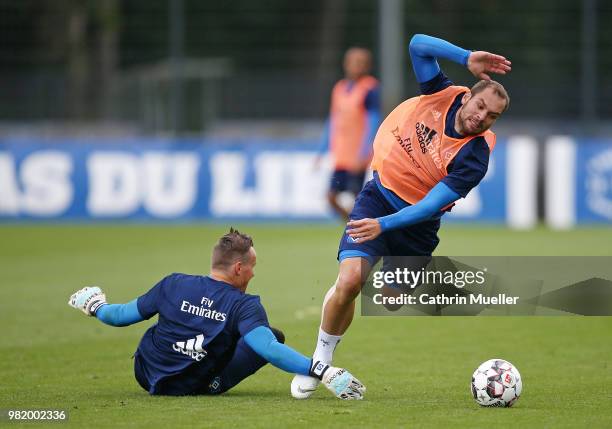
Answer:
[{"left": 391, "top": 126, "right": 420, "bottom": 168}]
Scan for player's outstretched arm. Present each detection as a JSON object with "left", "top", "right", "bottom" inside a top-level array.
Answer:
[
  {"left": 409, "top": 34, "right": 471, "bottom": 83},
  {"left": 347, "top": 182, "right": 460, "bottom": 243},
  {"left": 244, "top": 326, "right": 365, "bottom": 399},
  {"left": 409, "top": 34, "right": 511, "bottom": 82},
  {"left": 68, "top": 287, "right": 144, "bottom": 327},
  {"left": 95, "top": 300, "right": 144, "bottom": 326}
]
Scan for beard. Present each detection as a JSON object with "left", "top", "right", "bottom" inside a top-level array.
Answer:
[{"left": 460, "top": 112, "right": 485, "bottom": 135}]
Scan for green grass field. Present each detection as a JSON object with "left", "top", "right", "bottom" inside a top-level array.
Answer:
[{"left": 1, "top": 225, "right": 611, "bottom": 428}]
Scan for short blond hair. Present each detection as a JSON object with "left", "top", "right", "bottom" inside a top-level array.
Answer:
[{"left": 211, "top": 228, "right": 253, "bottom": 269}]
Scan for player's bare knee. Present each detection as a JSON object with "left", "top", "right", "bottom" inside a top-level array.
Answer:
[
  {"left": 335, "top": 269, "right": 363, "bottom": 303},
  {"left": 334, "top": 283, "right": 360, "bottom": 305}
]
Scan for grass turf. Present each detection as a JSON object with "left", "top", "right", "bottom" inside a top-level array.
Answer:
[{"left": 0, "top": 225, "right": 611, "bottom": 428}]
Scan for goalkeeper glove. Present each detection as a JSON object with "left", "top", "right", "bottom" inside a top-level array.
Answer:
[
  {"left": 68, "top": 286, "right": 107, "bottom": 316},
  {"left": 309, "top": 360, "right": 366, "bottom": 400}
]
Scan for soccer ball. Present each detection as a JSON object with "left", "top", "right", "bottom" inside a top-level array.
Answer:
[{"left": 471, "top": 359, "right": 522, "bottom": 407}]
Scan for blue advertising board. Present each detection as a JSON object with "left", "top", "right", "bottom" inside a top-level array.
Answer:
[
  {"left": 1, "top": 137, "right": 520, "bottom": 223},
  {"left": 575, "top": 140, "right": 612, "bottom": 223}
]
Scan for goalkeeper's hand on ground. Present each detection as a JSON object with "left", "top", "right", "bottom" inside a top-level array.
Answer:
[
  {"left": 68, "top": 286, "right": 107, "bottom": 316},
  {"left": 309, "top": 360, "right": 366, "bottom": 400}
]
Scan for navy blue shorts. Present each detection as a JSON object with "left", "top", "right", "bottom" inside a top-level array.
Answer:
[
  {"left": 330, "top": 170, "right": 366, "bottom": 194},
  {"left": 338, "top": 179, "right": 441, "bottom": 264}
]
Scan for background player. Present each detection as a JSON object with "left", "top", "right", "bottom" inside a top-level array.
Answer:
[
  {"left": 315, "top": 47, "right": 381, "bottom": 220},
  {"left": 292, "top": 34, "right": 511, "bottom": 397},
  {"left": 69, "top": 228, "right": 365, "bottom": 399}
]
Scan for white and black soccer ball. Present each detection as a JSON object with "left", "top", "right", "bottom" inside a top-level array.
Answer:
[{"left": 471, "top": 359, "right": 522, "bottom": 407}]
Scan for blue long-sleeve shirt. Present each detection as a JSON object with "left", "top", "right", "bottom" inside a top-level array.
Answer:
[
  {"left": 95, "top": 298, "right": 311, "bottom": 376},
  {"left": 410, "top": 34, "right": 490, "bottom": 198},
  {"left": 377, "top": 181, "right": 459, "bottom": 232},
  {"left": 374, "top": 34, "right": 490, "bottom": 231},
  {"left": 242, "top": 326, "right": 311, "bottom": 375}
]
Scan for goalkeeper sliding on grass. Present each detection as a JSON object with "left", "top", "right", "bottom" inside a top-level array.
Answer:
[{"left": 68, "top": 228, "right": 365, "bottom": 399}]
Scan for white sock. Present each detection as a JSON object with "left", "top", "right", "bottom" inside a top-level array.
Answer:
[
  {"left": 312, "top": 282, "right": 343, "bottom": 365},
  {"left": 313, "top": 327, "right": 342, "bottom": 365}
]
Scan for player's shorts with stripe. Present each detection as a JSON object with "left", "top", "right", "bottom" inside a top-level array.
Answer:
[
  {"left": 338, "top": 179, "right": 441, "bottom": 265},
  {"left": 330, "top": 169, "right": 366, "bottom": 194}
]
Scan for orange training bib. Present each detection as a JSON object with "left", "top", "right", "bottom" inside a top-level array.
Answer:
[
  {"left": 371, "top": 85, "right": 495, "bottom": 204},
  {"left": 329, "top": 75, "right": 379, "bottom": 171}
]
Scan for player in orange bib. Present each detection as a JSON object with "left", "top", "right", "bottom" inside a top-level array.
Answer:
[
  {"left": 292, "top": 34, "right": 511, "bottom": 398},
  {"left": 315, "top": 47, "right": 381, "bottom": 220}
]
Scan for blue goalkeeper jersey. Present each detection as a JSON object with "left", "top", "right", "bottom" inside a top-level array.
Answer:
[{"left": 135, "top": 273, "right": 269, "bottom": 393}]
